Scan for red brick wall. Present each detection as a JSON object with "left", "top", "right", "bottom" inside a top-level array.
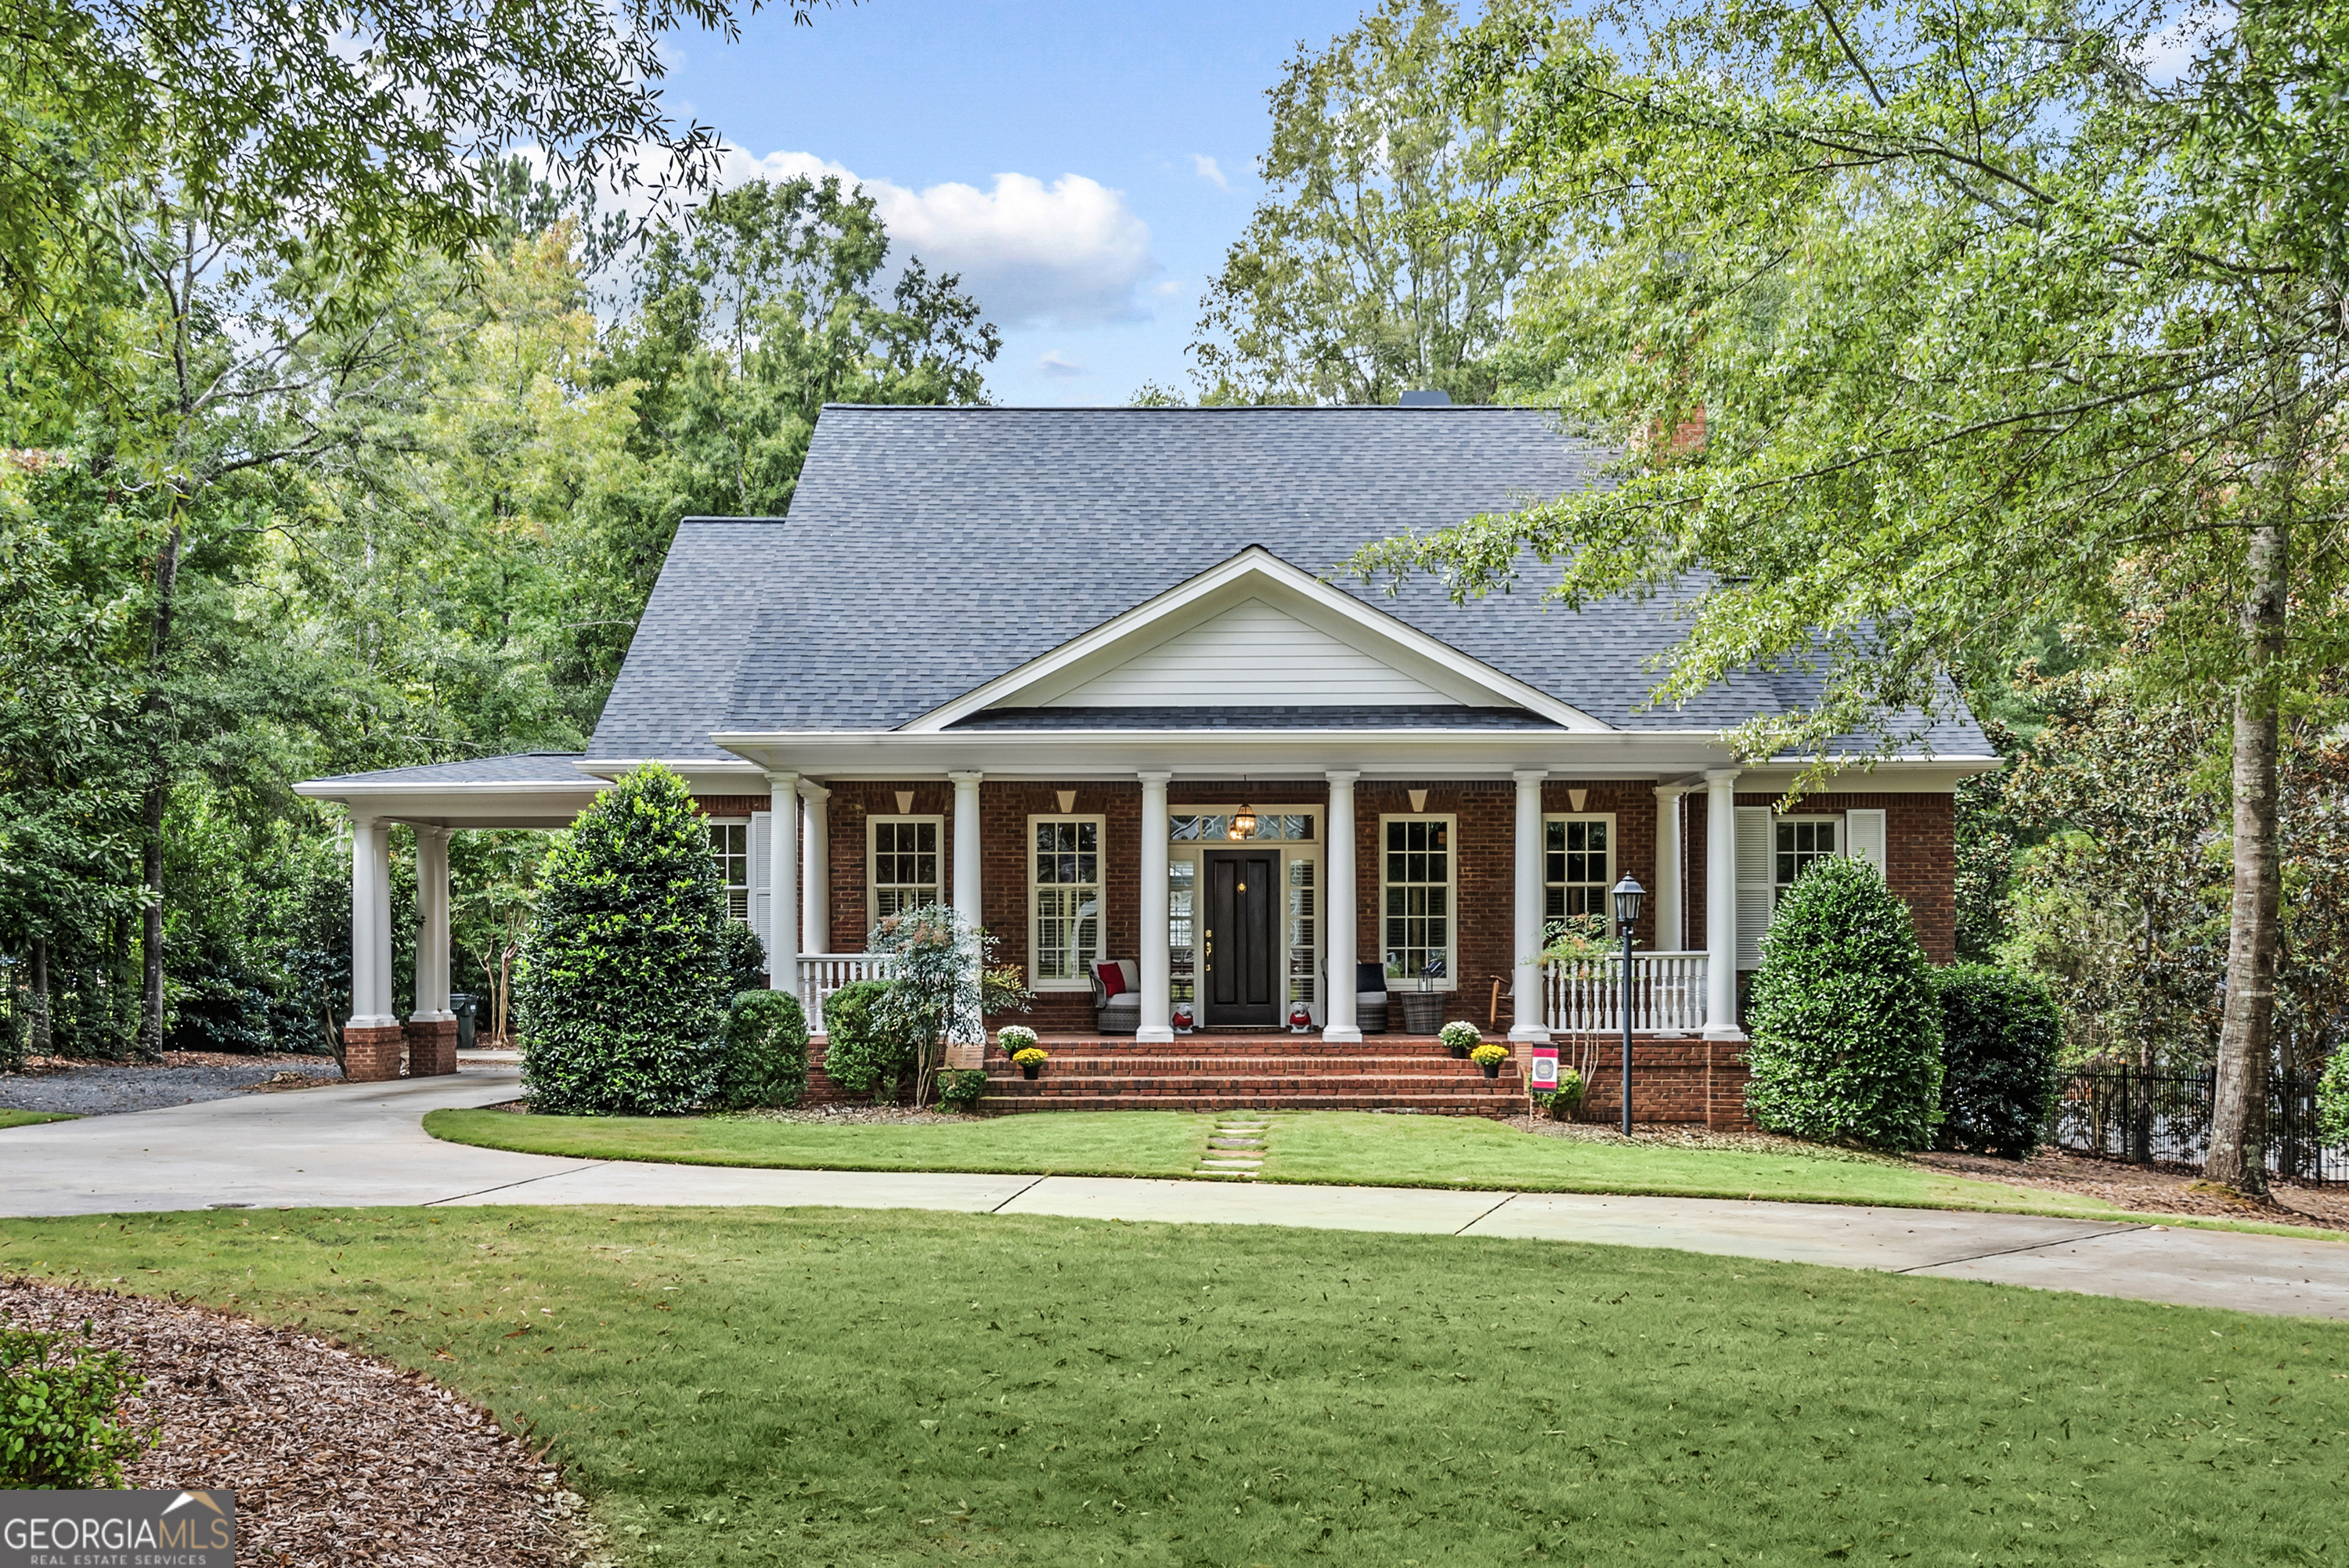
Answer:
[
  {"left": 1680, "top": 791, "right": 1957, "bottom": 969},
  {"left": 694, "top": 795, "right": 770, "bottom": 819}
]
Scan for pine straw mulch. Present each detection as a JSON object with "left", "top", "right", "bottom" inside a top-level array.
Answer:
[
  {"left": 1908, "top": 1147, "right": 2349, "bottom": 1231},
  {"left": 0, "top": 1277, "right": 600, "bottom": 1567},
  {"left": 1505, "top": 1112, "right": 1907, "bottom": 1166},
  {"left": 5, "top": 1050, "right": 337, "bottom": 1078}
]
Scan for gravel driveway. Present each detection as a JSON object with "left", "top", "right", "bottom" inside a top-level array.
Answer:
[{"left": 0, "top": 1054, "right": 344, "bottom": 1116}]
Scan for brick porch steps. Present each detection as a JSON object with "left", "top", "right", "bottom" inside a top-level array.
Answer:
[{"left": 976, "top": 1033, "right": 1521, "bottom": 1116}]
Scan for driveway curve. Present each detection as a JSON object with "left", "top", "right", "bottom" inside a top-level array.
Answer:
[{"left": 2, "top": 1065, "right": 2343, "bottom": 1321}]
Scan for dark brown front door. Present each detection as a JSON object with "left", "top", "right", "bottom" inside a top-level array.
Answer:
[{"left": 1203, "top": 849, "right": 1279, "bottom": 1026}]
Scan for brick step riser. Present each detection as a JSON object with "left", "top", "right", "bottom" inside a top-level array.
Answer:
[
  {"left": 1017, "top": 1041, "right": 1482, "bottom": 1058},
  {"left": 989, "top": 1058, "right": 1509, "bottom": 1075},
  {"left": 983, "top": 1096, "right": 1518, "bottom": 1114}
]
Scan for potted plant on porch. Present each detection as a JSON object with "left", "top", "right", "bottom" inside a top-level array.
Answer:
[
  {"left": 1013, "top": 1047, "right": 1048, "bottom": 1080},
  {"left": 995, "top": 1024, "right": 1039, "bottom": 1061},
  {"left": 1470, "top": 1043, "right": 1510, "bottom": 1079},
  {"left": 1437, "top": 1020, "right": 1481, "bottom": 1058}
]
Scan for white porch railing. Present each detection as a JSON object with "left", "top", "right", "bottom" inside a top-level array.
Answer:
[
  {"left": 795, "top": 953, "right": 897, "bottom": 1036},
  {"left": 1543, "top": 951, "right": 1707, "bottom": 1036}
]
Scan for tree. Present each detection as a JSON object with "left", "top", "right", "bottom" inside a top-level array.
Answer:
[
  {"left": 1189, "top": 0, "right": 1561, "bottom": 405},
  {"left": 514, "top": 764, "right": 727, "bottom": 1116},
  {"left": 1350, "top": 0, "right": 2349, "bottom": 1195}
]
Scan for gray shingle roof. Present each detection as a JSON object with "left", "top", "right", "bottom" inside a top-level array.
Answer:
[
  {"left": 951, "top": 705, "right": 1564, "bottom": 731},
  {"left": 588, "top": 406, "right": 1990, "bottom": 760},
  {"left": 301, "top": 753, "right": 594, "bottom": 788}
]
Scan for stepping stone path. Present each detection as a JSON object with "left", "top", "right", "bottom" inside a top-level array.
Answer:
[{"left": 1195, "top": 1115, "right": 1270, "bottom": 1178}]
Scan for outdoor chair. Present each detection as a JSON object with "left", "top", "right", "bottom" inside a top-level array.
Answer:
[{"left": 1092, "top": 958, "right": 1141, "bottom": 1036}]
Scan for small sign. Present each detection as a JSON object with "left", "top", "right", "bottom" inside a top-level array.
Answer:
[
  {"left": 1528, "top": 1047, "right": 1560, "bottom": 1091},
  {"left": 2, "top": 1490, "right": 235, "bottom": 1567}
]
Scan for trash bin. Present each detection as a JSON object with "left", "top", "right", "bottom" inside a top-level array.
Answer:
[{"left": 451, "top": 992, "right": 478, "bottom": 1052}]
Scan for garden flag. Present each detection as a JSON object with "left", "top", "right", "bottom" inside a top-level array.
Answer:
[{"left": 1528, "top": 1047, "right": 1559, "bottom": 1091}]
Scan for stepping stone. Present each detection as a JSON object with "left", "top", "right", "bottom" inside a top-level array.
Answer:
[{"left": 1208, "top": 1138, "right": 1265, "bottom": 1148}]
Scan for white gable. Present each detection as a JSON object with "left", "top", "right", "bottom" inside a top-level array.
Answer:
[{"left": 1046, "top": 597, "right": 1460, "bottom": 708}]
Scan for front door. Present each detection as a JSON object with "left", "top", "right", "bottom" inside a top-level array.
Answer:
[{"left": 1202, "top": 849, "right": 1279, "bottom": 1026}]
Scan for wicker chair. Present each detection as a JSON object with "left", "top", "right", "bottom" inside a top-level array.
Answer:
[{"left": 1091, "top": 959, "right": 1140, "bottom": 1036}]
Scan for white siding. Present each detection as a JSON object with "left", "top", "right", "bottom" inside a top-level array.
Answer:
[{"left": 1046, "top": 597, "right": 1462, "bottom": 708}]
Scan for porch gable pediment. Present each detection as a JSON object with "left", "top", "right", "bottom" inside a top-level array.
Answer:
[{"left": 902, "top": 546, "right": 1610, "bottom": 734}]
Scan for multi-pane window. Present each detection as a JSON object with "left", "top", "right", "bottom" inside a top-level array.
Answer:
[
  {"left": 1286, "top": 857, "right": 1318, "bottom": 1012},
  {"left": 1167, "top": 859, "right": 1196, "bottom": 1006},
  {"left": 1544, "top": 816, "right": 1612, "bottom": 928},
  {"left": 1032, "top": 817, "right": 1102, "bottom": 986},
  {"left": 1382, "top": 816, "right": 1452, "bottom": 986},
  {"left": 869, "top": 818, "right": 942, "bottom": 922},
  {"left": 1774, "top": 817, "right": 1839, "bottom": 902},
  {"left": 709, "top": 821, "right": 749, "bottom": 922}
]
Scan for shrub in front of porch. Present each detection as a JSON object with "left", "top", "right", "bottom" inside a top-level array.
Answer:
[
  {"left": 1745, "top": 856, "right": 1943, "bottom": 1149},
  {"left": 513, "top": 763, "right": 728, "bottom": 1116},
  {"left": 819, "top": 979, "right": 920, "bottom": 1101},
  {"left": 716, "top": 990, "right": 810, "bottom": 1110},
  {"left": 1933, "top": 964, "right": 2062, "bottom": 1157}
]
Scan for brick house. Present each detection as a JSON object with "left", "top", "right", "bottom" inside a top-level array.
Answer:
[{"left": 298, "top": 404, "right": 1993, "bottom": 1117}]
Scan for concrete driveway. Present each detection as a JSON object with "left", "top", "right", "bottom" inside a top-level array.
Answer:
[{"left": 2, "top": 1066, "right": 2344, "bottom": 1321}]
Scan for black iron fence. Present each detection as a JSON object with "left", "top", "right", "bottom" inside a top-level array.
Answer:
[{"left": 2047, "top": 1068, "right": 2347, "bottom": 1184}]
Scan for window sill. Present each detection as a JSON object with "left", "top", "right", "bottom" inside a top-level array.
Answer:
[{"left": 1032, "top": 979, "right": 1095, "bottom": 993}]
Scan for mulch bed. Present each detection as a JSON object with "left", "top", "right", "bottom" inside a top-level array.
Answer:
[
  {"left": 1506, "top": 1113, "right": 1907, "bottom": 1165},
  {"left": 1910, "top": 1147, "right": 2349, "bottom": 1231},
  {"left": 6, "top": 1051, "right": 336, "bottom": 1077},
  {"left": 1, "top": 1278, "right": 597, "bottom": 1566}
]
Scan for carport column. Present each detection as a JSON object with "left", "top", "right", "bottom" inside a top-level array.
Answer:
[
  {"left": 404, "top": 826, "right": 458, "bottom": 1076},
  {"left": 1702, "top": 768, "right": 1744, "bottom": 1041},
  {"left": 767, "top": 770, "right": 800, "bottom": 997},
  {"left": 1137, "top": 772, "right": 1173, "bottom": 1043},
  {"left": 344, "top": 814, "right": 403, "bottom": 1082},
  {"left": 1653, "top": 784, "right": 1687, "bottom": 952},
  {"left": 1322, "top": 771, "right": 1361, "bottom": 1043},
  {"left": 948, "top": 771, "right": 985, "bottom": 1047},
  {"left": 1510, "top": 769, "right": 1550, "bottom": 1044},
  {"left": 799, "top": 780, "right": 832, "bottom": 958}
]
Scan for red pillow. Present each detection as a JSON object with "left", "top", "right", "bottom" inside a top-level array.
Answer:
[{"left": 1094, "top": 961, "right": 1126, "bottom": 1000}]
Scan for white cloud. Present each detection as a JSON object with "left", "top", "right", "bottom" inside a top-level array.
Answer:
[
  {"left": 713, "top": 146, "right": 1158, "bottom": 328},
  {"left": 1192, "top": 153, "right": 1229, "bottom": 190},
  {"left": 1035, "top": 351, "right": 1088, "bottom": 378}
]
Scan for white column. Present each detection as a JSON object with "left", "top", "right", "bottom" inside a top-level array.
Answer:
[
  {"left": 1653, "top": 785, "right": 1687, "bottom": 953},
  {"left": 947, "top": 771, "right": 985, "bottom": 1044},
  {"left": 1137, "top": 771, "right": 1173, "bottom": 1042},
  {"left": 1510, "top": 769, "right": 1550, "bottom": 1042},
  {"left": 1703, "top": 767, "right": 1743, "bottom": 1040},
  {"left": 1323, "top": 771, "right": 1361, "bottom": 1043},
  {"left": 410, "top": 826, "right": 453, "bottom": 1022},
  {"left": 799, "top": 780, "right": 831, "bottom": 957},
  {"left": 766, "top": 770, "right": 799, "bottom": 993},
  {"left": 346, "top": 815, "right": 396, "bottom": 1029}
]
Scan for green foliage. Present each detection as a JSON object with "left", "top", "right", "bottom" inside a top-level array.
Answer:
[
  {"left": 714, "top": 989, "right": 810, "bottom": 1112},
  {"left": 1934, "top": 966, "right": 2063, "bottom": 1159},
  {"left": 1437, "top": 1020, "right": 1482, "bottom": 1053},
  {"left": 515, "top": 765, "right": 727, "bottom": 1116},
  {"left": 1745, "top": 859, "right": 1943, "bottom": 1150},
  {"left": 994, "top": 1024, "right": 1039, "bottom": 1059},
  {"left": 868, "top": 903, "right": 987, "bottom": 1107},
  {"left": 1553, "top": 1065, "right": 1584, "bottom": 1110},
  {"left": 935, "top": 1069, "right": 990, "bottom": 1114},
  {"left": 818, "top": 979, "right": 918, "bottom": 1103},
  {"left": 717, "top": 921, "right": 768, "bottom": 1001},
  {"left": 0, "top": 1318, "right": 151, "bottom": 1488},
  {"left": 981, "top": 962, "right": 1033, "bottom": 1018},
  {"left": 2318, "top": 1047, "right": 2349, "bottom": 1148}
]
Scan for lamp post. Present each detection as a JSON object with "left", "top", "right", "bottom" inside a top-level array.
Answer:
[{"left": 1612, "top": 874, "right": 1646, "bottom": 1137}]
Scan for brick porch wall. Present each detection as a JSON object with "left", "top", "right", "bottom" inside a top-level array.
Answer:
[{"left": 1681, "top": 792, "right": 1957, "bottom": 973}]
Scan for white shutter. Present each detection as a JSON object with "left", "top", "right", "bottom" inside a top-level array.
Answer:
[
  {"left": 749, "top": 810, "right": 773, "bottom": 961},
  {"left": 1735, "top": 806, "right": 1773, "bottom": 971},
  {"left": 1845, "top": 809, "right": 1887, "bottom": 875}
]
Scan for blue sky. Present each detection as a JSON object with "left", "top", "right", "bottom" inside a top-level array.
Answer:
[{"left": 656, "top": 0, "right": 1372, "bottom": 405}]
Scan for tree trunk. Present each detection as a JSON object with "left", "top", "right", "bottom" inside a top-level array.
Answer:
[
  {"left": 136, "top": 519, "right": 185, "bottom": 1061},
  {"left": 2206, "top": 517, "right": 2289, "bottom": 1196},
  {"left": 28, "top": 939, "right": 50, "bottom": 1056}
]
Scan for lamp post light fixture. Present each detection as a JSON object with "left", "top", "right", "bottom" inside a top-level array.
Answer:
[{"left": 1611, "top": 874, "right": 1646, "bottom": 1136}]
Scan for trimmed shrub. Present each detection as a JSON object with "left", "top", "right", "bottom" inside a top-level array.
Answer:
[
  {"left": 1745, "top": 856, "right": 1944, "bottom": 1149},
  {"left": 936, "top": 1068, "right": 990, "bottom": 1112},
  {"left": 715, "top": 989, "right": 810, "bottom": 1110},
  {"left": 718, "top": 921, "right": 768, "bottom": 1000},
  {"left": 1935, "top": 964, "right": 2062, "bottom": 1156},
  {"left": 514, "top": 763, "right": 729, "bottom": 1116},
  {"left": 0, "top": 1319, "right": 151, "bottom": 1487},
  {"left": 820, "top": 979, "right": 919, "bottom": 1101},
  {"left": 2319, "top": 1047, "right": 2349, "bottom": 1148}
]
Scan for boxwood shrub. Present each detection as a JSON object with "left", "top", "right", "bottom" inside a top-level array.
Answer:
[
  {"left": 1, "top": 1320, "right": 151, "bottom": 1487},
  {"left": 514, "top": 763, "right": 729, "bottom": 1116},
  {"left": 1745, "top": 856, "right": 1943, "bottom": 1149},
  {"left": 820, "top": 979, "right": 919, "bottom": 1101},
  {"left": 715, "top": 989, "right": 810, "bottom": 1110},
  {"left": 1935, "top": 964, "right": 2062, "bottom": 1156}
]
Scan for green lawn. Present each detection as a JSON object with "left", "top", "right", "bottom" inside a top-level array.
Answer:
[
  {"left": 431, "top": 1105, "right": 2134, "bottom": 1220},
  {"left": 0, "top": 1108, "right": 76, "bottom": 1130},
  {"left": 2, "top": 1206, "right": 2342, "bottom": 1566}
]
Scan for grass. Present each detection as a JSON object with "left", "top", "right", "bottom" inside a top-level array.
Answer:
[
  {"left": 0, "top": 1108, "right": 76, "bottom": 1130},
  {"left": 2, "top": 1205, "right": 2343, "bottom": 1566},
  {"left": 429, "top": 1105, "right": 2214, "bottom": 1225},
  {"left": 424, "top": 1107, "right": 1214, "bottom": 1177}
]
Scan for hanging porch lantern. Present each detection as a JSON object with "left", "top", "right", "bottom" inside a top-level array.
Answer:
[{"left": 1228, "top": 804, "right": 1258, "bottom": 840}]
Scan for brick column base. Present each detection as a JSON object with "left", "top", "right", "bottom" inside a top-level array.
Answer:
[
  {"left": 404, "top": 1018, "right": 458, "bottom": 1077},
  {"left": 942, "top": 1041, "right": 984, "bottom": 1070},
  {"left": 344, "top": 1024, "right": 406, "bottom": 1083},
  {"left": 1706, "top": 1037, "right": 1754, "bottom": 1130}
]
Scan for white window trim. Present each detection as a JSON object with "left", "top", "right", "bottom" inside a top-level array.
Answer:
[
  {"left": 706, "top": 816, "right": 751, "bottom": 926},
  {"left": 1378, "top": 812, "right": 1460, "bottom": 993},
  {"left": 1028, "top": 813, "right": 1107, "bottom": 992},
  {"left": 866, "top": 814, "right": 945, "bottom": 932},
  {"left": 1542, "top": 811, "right": 1619, "bottom": 937},
  {"left": 1735, "top": 809, "right": 1889, "bottom": 970}
]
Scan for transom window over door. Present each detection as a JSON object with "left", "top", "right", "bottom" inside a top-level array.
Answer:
[
  {"left": 1031, "top": 816, "right": 1103, "bottom": 988},
  {"left": 1382, "top": 816, "right": 1454, "bottom": 988},
  {"left": 709, "top": 821, "right": 749, "bottom": 922},
  {"left": 1774, "top": 817, "right": 1838, "bottom": 901},
  {"left": 1544, "top": 815, "right": 1613, "bottom": 931},
  {"left": 869, "top": 817, "right": 942, "bottom": 925}
]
